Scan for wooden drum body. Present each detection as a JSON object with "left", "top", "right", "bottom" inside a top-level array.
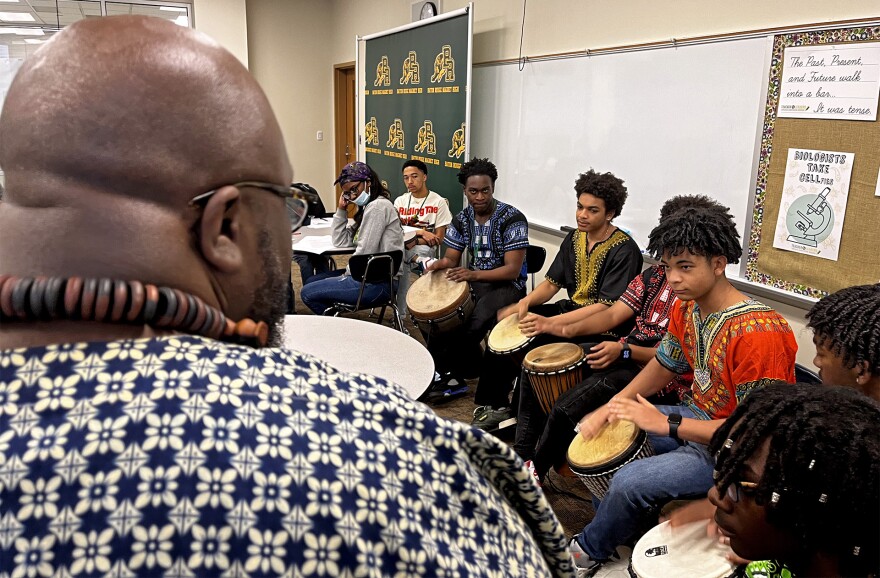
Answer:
[
  {"left": 629, "top": 520, "right": 737, "bottom": 578},
  {"left": 522, "top": 343, "right": 585, "bottom": 414},
  {"left": 487, "top": 313, "right": 534, "bottom": 364},
  {"left": 566, "top": 419, "right": 655, "bottom": 499},
  {"left": 406, "top": 270, "right": 473, "bottom": 334}
]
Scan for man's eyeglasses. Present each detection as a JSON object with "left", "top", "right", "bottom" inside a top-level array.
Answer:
[
  {"left": 189, "top": 181, "right": 320, "bottom": 232},
  {"left": 724, "top": 480, "right": 759, "bottom": 503}
]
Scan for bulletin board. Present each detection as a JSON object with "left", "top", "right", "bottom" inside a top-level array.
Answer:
[{"left": 746, "top": 26, "right": 880, "bottom": 298}]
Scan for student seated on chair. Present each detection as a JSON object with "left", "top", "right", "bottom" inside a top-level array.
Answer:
[
  {"left": 568, "top": 201, "right": 797, "bottom": 575},
  {"left": 421, "top": 157, "right": 529, "bottom": 430},
  {"left": 498, "top": 169, "right": 642, "bottom": 344},
  {"left": 515, "top": 195, "right": 726, "bottom": 479},
  {"left": 394, "top": 159, "right": 452, "bottom": 316},
  {"left": 300, "top": 162, "right": 404, "bottom": 315},
  {"left": 669, "top": 282, "right": 880, "bottom": 577}
]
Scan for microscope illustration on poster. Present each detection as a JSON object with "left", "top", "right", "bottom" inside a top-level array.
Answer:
[{"left": 773, "top": 148, "right": 853, "bottom": 261}]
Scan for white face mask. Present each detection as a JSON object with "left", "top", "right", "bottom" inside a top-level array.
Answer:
[{"left": 352, "top": 189, "right": 371, "bottom": 206}]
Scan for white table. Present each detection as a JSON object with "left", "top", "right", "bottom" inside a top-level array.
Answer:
[
  {"left": 292, "top": 218, "right": 419, "bottom": 256},
  {"left": 282, "top": 315, "right": 433, "bottom": 399}
]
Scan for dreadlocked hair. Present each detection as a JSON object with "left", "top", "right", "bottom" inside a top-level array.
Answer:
[
  {"left": 659, "top": 194, "right": 730, "bottom": 220},
  {"left": 646, "top": 203, "right": 741, "bottom": 264},
  {"left": 806, "top": 284, "right": 880, "bottom": 376},
  {"left": 573, "top": 169, "right": 628, "bottom": 218},
  {"left": 457, "top": 157, "right": 498, "bottom": 185},
  {"left": 710, "top": 383, "right": 880, "bottom": 577}
]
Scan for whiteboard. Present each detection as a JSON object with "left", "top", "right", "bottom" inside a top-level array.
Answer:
[{"left": 471, "top": 37, "right": 771, "bottom": 276}]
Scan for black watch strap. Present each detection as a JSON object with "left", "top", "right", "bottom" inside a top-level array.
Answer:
[{"left": 668, "top": 413, "right": 683, "bottom": 443}]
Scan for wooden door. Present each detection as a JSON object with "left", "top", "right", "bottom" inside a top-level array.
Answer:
[{"left": 334, "top": 63, "right": 356, "bottom": 207}]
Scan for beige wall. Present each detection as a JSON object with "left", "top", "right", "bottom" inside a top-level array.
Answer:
[
  {"left": 194, "top": 0, "right": 249, "bottom": 67},
  {"left": 246, "top": 0, "right": 879, "bottom": 368}
]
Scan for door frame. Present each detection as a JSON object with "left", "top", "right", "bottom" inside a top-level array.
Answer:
[{"left": 333, "top": 62, "right": 356, "bottom": 206}]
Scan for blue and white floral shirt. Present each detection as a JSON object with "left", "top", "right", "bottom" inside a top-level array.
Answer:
[{"left": 0, "top": 335, "right": 573, "bottom": 577}]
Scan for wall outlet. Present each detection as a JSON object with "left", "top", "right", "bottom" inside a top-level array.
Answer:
[{"left": 316, "top": 131, "right": 323, "bottom": 141}]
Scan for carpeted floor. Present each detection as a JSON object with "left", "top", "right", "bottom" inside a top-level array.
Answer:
[{"left": 291, "top": 258, "right": 596, "bottom": 537}]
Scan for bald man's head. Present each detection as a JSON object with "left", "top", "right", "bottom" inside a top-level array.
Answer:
[
  {"left": 0, "top": 16, "right": 294, "bottom": 347},
  {"left": 0, "top": 15, "right": 291, "bottom": 206}
]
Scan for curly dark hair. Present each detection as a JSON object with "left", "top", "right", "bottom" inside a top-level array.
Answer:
[
  {"left": 646, "top": 203, "right": 742, "bottom": 264},
  {"left": 806, "top": 284, "right": 880, "bottom": 375},
  {"left": 659, "top": 194, "right": 730, "bottom": 221},
  {"left": 710, "top": 382, "right": 879, "bottom": 577},
  {"left": 457, "top": 157, "right": 498, "bottom": 185},
  {"left": 573, "top": 169, "right": 627, "bottom": 218},
  {"left": 402, "top": 159, "right": 428, "bottom": 175}
]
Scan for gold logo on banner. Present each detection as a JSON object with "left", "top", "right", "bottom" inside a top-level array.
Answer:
[
  {"left": 431, "top": 44, "right": 455, "bottom": 83},
  {"left": 374, "top": 55, "right": 391, "bottom": 86},
  {"left": 387, "top": 118, "right": 405, "bottom": 150},
  {"left": 415, "top": 120, "right": 437, "bottom": 155},
  {"left": 381, "top": 180, "right": 389, "bottom": 190},
  {"left": 400, "top": 51, "right": 421, "bottom": 85},
  {"left": 448, "top": 122, "right": 466, "bottom": 158},
  {"left": 364, "top": 117, "right": 379, "bottom": 146}
]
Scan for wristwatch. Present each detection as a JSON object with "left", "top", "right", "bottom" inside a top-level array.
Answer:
[
  {"left": 668, "top": 413, "right": 683, "bottom": 443},
  {"left": 620, "top": 342, "right": 631, "bottom": 361}
]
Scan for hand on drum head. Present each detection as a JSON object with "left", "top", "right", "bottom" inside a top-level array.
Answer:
[
  {"left": 607, "top": 394, "right": 667, "bottom": 436},
  {"left": 518, "top": 313, "right": 550, "bottom": 337},
  {"left": 445, "top": 267, "right": 476, "bottom": 282},
  {"left": 496, "top": 302, "right": 518, "bottom": 322},
  {"left": 666, "top": 500, "right": 751, "bottom": 566},
  {"left": 585, "top": 341, "right": 624, "bottom": 370},
  {"left": 575, "top": 404, "right": 613, "bottom": 440}
]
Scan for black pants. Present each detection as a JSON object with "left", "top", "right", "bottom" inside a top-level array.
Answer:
[{"left": 424, "top": 281, "right": 524, "bottom": 407}]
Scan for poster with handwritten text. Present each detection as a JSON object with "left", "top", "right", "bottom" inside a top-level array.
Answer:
[
  {"left": 777, "top": 42, "right": 880, "bottom": 121},
  {"left": 773, "top": 148, "right": 853, "bottom": 261}
]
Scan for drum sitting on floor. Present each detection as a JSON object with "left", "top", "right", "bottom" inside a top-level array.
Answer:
[
  {"left": 566, "top": 419, "right": 654, "bottom": 499},
  {"left": 406, "top": 270, "right": 473, "bottom": 334},
  {"left": 522, "top": 342, "right": 585, "bottom": 414},
  {"left": 487, "top": 313, "right": 534, "bottom": 364},
  {"left": 629, "top": 520, "right": 738, "bottom": 578}
]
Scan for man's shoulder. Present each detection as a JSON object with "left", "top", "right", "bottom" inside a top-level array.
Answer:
[{"left": 393, "top": 193, "right": 411, "bottom": 208}]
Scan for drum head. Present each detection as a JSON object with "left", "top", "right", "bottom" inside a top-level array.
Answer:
[
  {"left": 487, "top": 314, "right": 530, "bottom": 353},
  {"left": 567, "top": 419, "right": 640, "bottom": 469},
  {"left": 523, "top": 342, "right": 584, "bottom": 372},
  {"left": 406, "top": 270, "right": 469, "bottom": 318},
  {"left": 630, "top": 520, "right": 737, "bottom": 578}
]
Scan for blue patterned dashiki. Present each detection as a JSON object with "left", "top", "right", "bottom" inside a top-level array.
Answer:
[
  {"left": 0, "top": 335, "right": 574, "bottom": 577},
  {"left": 444, "top": 201, "right": 530, "bottom": 290}
]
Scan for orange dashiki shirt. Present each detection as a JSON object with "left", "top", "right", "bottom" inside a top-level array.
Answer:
[{"left": 656, "top": 299, "right": 797, "bottom": 420}]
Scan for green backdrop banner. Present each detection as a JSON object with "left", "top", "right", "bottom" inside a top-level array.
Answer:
[{"left": 364, "top": 13, "right": 469, "bottom": 215}]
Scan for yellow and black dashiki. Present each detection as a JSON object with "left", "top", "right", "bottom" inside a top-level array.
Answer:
[{"left": 545, "top": 228, "right": 643, "bottom": 336}]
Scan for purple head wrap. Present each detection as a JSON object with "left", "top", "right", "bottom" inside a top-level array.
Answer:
[{"left": 334, "top": 161, "right": 372, "bottom": 185}]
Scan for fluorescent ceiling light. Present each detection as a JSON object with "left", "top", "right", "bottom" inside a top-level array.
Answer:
[
  {"left": 173, "top": 14, "right": 188, "bottom": 27},
  {"left": 0, "top": 11, "right": 34, "bottom": 21},
  {"left": 0, "top": 27, "right": 43, "bottom": 35},
  {"left": 159, "top": 6, "right": 187, "bottom": 12},
  {"left": 24, "top": 38, "right": 44, "bottom": 44},
  {"left": 0, "top": 1, "right": 21, "bottom": 3}
]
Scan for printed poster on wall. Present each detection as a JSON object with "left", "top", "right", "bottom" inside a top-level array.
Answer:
[
  {"left": 364, "top": 13, "right": 469, "bottom": 216},
  {"left": 772, "top": 148, "right": 854, "bottom": 261},
  {"left": 777, "top": 42, "right": 880, "bottom": 121}
]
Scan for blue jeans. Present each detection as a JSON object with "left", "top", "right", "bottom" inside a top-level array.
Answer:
[
  {"left": 576, "top": 405, "right": 715, "bottom": 560},
  {"left": 300, "top": 269, "right": 397, "bottom": 316}
]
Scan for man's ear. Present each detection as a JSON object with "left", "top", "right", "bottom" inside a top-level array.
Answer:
[
  {"left": 711, "top": 255, "right": 729, "bottom": 276},
  {"left": 197, "top": 186, "right": 244, "bottom": 274}
]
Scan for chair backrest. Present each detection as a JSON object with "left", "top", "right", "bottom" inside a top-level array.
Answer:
[
  {"left": 348, "top": 250, "right": 404, "bottom": 285},
  {"left": 525, "top": 245, "right": 547, "bottom": 291},
  {"left": 525, "top": 245, "right": 546, "bottom": 274},
  {"left": 794, "top": 363, "right": 822, "bottom": 385}
]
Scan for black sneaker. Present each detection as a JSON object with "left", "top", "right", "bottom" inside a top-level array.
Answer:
[
  {"left": 471, "top": 406, "right": 514, "bottom": 431},
  {"left": 419, "top": 373, "right": 468, "bottom": 405}
]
